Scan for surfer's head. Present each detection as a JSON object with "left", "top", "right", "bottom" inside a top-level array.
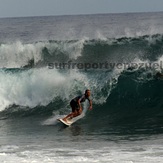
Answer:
[{"left": 85, "top": 89, "right": 91, "bottom": 97}]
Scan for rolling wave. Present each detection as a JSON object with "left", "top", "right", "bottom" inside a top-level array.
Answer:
[{"left": 0, "top": 34, "right": 163, "bottom": 129}]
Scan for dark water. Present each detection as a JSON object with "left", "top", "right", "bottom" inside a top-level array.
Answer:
[{"left": 0, "top": 12, "right": 163, "bottom": 162}]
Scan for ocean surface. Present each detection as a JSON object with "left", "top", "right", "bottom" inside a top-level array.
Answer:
[{"left": 0, "top": 12, "right": 163, "bottom": 162}]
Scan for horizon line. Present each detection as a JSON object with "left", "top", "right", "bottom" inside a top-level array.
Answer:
[{"left": 0, "top": 10, "right": 163, "bottom": 19}]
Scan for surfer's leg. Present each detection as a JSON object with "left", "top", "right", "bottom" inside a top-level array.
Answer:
[
  {"left": 63, "top": 110, "right": 78, "bottom": 121},
  {"left": 63, "top": 109, "right": 82, "bottom": 122},
  {"left": 63, "top": 100, "right": 81, "bottom": 122},
  {"left": 63, "top": 113, "right": 73, "bottom": 122},
  {"left": 70, "top": 108, "right": 82, "bottom": 118}
]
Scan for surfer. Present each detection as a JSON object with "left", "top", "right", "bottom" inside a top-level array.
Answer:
[{"left": 63, "top": 89, "right": 92, "bottom": 122}]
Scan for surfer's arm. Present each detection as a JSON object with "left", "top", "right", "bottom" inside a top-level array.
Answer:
[{"left": 88, "top": 99, "right": 92, "bottom": 110}]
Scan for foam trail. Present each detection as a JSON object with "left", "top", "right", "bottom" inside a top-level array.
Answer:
[
  {"left": 42, "top": 101, "right": 88, "bottom": 125},
  {"left": 42, "top": 114, "right": 65, "bottom": 125}
]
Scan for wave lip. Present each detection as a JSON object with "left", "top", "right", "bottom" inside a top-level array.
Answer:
[{"left": 0, "top": 34, "right": 163, "bottom": 68}]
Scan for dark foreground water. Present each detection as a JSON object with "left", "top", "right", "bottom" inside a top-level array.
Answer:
[{"left": 0, "top": 116, "right": 163, "bottom": 163}]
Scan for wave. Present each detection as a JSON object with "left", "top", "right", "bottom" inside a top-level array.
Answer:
[
  {"left": 0, "top": 34, "right": 163, "bottom": 130},
  {"left": 1, "top": 67, "right": 163, "bottom": 130}
]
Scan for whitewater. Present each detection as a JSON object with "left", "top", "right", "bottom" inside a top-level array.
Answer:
[{"left": 0, "top": 12, "right": 163, "bottom": 163}]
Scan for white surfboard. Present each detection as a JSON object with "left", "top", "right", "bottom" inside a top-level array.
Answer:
[
  {"left": 58, "top": 118, "right": 73, "bottom": 126},
  {"left": 58, "top": 107, "right": 87, "bottom": 126},
  {"left": 58, "top": 114, "right": 84, "bottom": 126}
]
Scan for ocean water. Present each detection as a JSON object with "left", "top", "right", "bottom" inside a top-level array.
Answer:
[{"left": 0, "top": 12, "right": 163, "bottom": 162}]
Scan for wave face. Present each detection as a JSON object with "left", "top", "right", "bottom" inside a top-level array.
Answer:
[{"left": 1, "top": 34, "right": 163, "bottom": 130}]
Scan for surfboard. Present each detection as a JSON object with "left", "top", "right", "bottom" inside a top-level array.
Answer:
[
  {"left": 58, "top": 118, "right": 73, "bottom": 126},
  {"left": 58, "top": 109, "right": 86, "bottom": 126}
]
